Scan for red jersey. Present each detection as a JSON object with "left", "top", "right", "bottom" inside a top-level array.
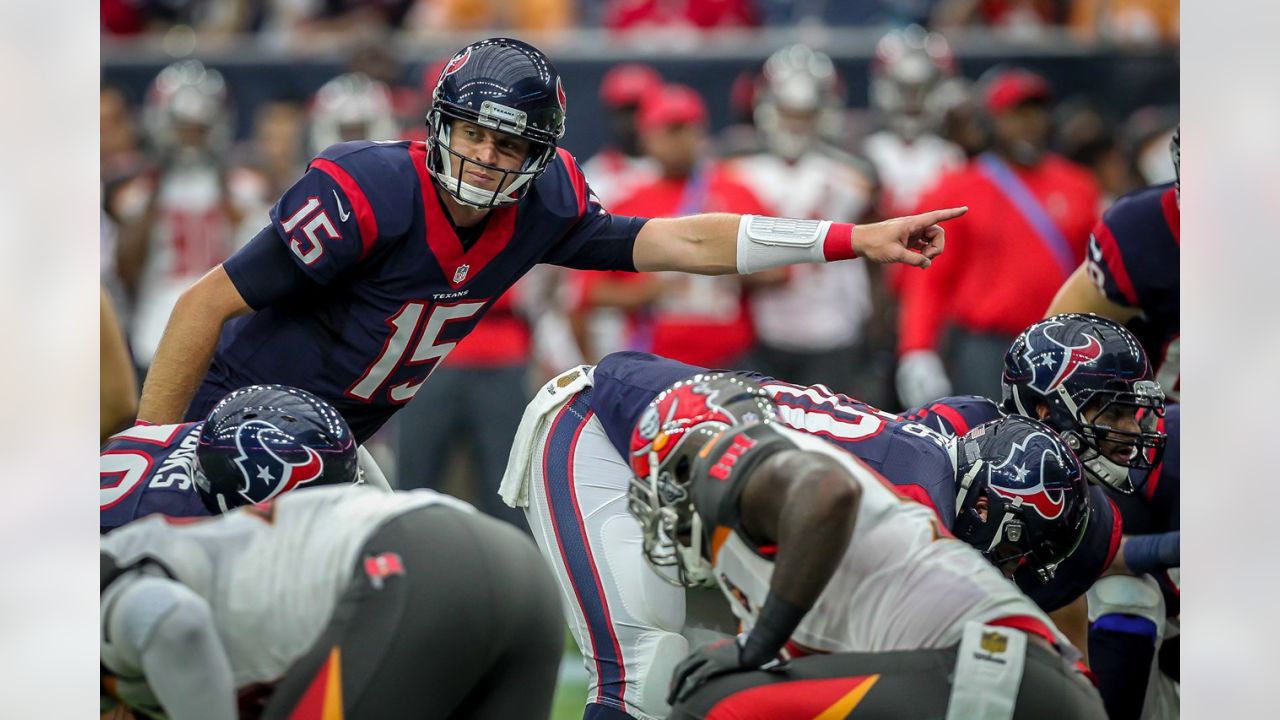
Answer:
[
  {"left": 898, "top": 153, "right": 1100, "bottom": 353},
  {"left": 584, "top": 165, "right": 773, "bottom": 367}
]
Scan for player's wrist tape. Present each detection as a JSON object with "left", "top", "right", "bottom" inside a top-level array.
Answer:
[
  {"left": 735, "top": 215, "right": 856, "bottom": 274},
  {"left": 1122, "top": 531, "right": 1179, "bottom": 576},
  {"left": 739, "top": 591, "right": 809, "bottom": 668}
]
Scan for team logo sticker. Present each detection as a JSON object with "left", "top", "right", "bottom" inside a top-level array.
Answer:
[
  {"left": 443, "top": 47, "right": 472, "bottom": 76},
  {"left": 986, "top": 431, "right": 1069, "bottom": 519},
  {"left": 232, "top": 420, "right": 324, "bottom": 504}
]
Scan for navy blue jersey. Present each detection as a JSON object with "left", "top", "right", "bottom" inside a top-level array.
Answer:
[
  {"left": 199, "top": 141, "right": 646, "bottom": 442},
  {"left": 591, "top": 352, "right": 958, "bottom": 519},
  {"left": 1018, "top": 484, "right": 1123, "bottom": 612},
  {"left": 903, "top": 395, "right": 1003, "bottom": 437},
  {"left": 101, "top": 423, "right": 210, "bottom": 533},
  {"left": 1086, "top": 183, "right": 1180, "bottom": 398}
]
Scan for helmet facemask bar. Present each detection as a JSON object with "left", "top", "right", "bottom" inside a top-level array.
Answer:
[
  {"left": 626, "top": 451, "right": 714, "bottom": 588},
  {"left": 427, "top": 105, "right": 557, "bottom": 209},
  {"left": 1069, "top": 381, "right": 1167, "bottom": 494}
]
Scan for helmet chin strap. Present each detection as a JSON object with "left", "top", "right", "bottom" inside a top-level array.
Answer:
[{"left": 1079, "top": 448, "right": 1132, "bottom": 492}]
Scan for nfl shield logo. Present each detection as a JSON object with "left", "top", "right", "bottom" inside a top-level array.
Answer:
[{"left": 453, "top": 264, "right": 470, "bottom": 283}]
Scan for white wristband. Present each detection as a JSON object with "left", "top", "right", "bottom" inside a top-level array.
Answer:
[{"left": 734, "top": 215, "right": 857, "bottom": 273}]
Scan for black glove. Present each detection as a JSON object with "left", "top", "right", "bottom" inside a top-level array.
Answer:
[{"left": 667, "top": 638, "right": 752, "bottom": 706}]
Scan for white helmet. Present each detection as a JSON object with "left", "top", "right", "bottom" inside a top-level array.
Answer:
[
  {"left": 308, "top": 73, "right": 400, "bottom": 154},
  {"left": 142, "top": 59, "right": 231, "bottom": 155},
  {"left": 753, "top": 44, "right": 845, "bottom": 160},
  {"left": 870, "top": 25, "right": 955, "bottom": 140}
]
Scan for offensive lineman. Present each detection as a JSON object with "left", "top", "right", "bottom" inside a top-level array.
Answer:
[
  {"left": 134, "top": 37, "right": 963, "bottom": 445},
  {"left": 101, "top": 384, "right": 366, "bottom": 534},
  {"left": 100, "top": 484, "right": 563, "bottom": 719}
]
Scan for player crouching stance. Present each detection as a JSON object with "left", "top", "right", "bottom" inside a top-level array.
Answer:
[
  {"left": 628, "top": 375, "right": 1106, "bottom": 719},
  {"left": 100, "top": 485, "right": 564, "bottom": 719}
]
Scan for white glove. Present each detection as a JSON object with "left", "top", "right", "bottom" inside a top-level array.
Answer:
[{"left": 896, "top": 350, "right": 952, "bottom": 408}]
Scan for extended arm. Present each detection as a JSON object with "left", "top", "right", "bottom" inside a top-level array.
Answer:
[
  {"left": 101, "top": 287, "right": 138, "bottom": 442},
  {"left": 632, "top": 208, "right": 964, "bottom": 275},
  {"left": 136, "top": 265, "right": 251, "bottom": 423}
]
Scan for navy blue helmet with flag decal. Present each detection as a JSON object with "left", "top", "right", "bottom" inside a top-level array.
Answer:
[
  {"left": 1001, "top": 313, "right": 1166, "bottom": 494},
  {"left": 952, "top": 415, "right": 1090, "bottom": 583},
  {"left": 426, "top": 37, "right": 567, "bottom": 208},
  {"left": 194, "top": 384, "right": 359, "bottom": 511}
]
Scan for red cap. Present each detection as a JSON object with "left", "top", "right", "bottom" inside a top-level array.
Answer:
[
  {"left": 600, "top": 63, "right": 663, "bottom": 108},
  {"left": 637, "top": 84, "right": 708, "bottom": 132},
  {"left": 984, "top": 69, "right": 1051, "bottom": 114}
]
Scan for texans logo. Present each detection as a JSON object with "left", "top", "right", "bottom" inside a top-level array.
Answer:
[
  {"left": 1047, "top": 334, "right": 1103, "bottom": 390},
  {"left": 986, "top": 431, "right": 1068, "bottom": 520},
  {"left": 232, "top": 420, "right": 325, "bottom": 504},
  {"left": 555, "top": 76, "right": 567, "bottom": 113},
  {"left": 444, "top": 47, "right": 472, "bottom": 77},
  {"left": 1024, "top": 321, "right": 1105, "bottom": 392}
]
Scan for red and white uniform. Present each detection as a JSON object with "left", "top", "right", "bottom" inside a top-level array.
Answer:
[
  {"left": 862, "top": 130, "right": 964, "bottom": 218},
  {"left": 728, "top": 150, "right": 874, "bottom": 352},
  {"left": 113, "top": 165, "right": 269, "bottom": 363},
  {"left": 581, "top": 147, "right": 659, "bottom": 208}
]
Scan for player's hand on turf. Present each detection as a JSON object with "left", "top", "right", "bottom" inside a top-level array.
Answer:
[
  {"left": 853, "top": 206, "right": 966, "bottom": 268},
  {"left": 668, "top": 638, "right": 753, "bottom": 706}
]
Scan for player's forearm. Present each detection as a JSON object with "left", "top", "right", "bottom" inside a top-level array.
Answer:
[
  {"left": 138, "top": 266, "right": 250, "bottom": 423},
  {"left": 1049, "top": 595, "right": 1091, "bottom": 666},
  {"left": 632, "top": 214, "right": 742, "bottom": 275},
  {"left": 101, "top": 288, "right": 138, "bottom": 442},
  {"left": 768, "top": 468, "right": 860, "bottom": 611}
]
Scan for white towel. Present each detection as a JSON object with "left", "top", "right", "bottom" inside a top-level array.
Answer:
[{"left": 498, "top": 365, "right": 595, "bottom": 508}]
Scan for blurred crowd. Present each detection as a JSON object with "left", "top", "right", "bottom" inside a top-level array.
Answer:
[
  {"left": 102, "top": 0, "right": 1179, "bottom": 44},
  {"left": 100, "top": 23, "right": 1177, "bottom": 518}
]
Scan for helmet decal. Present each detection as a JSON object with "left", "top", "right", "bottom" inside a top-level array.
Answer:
[
  {"left": 231, "top": 420, "right": 326, "bottom": 503},
  {"left": 556, "top": 75, "right": 567, "bottom": 114},
  {"left": 443, "top": 46, "right": 472, "bottom": 77},
  {"left": 984, "top": 430, "right": 1069, "bottom": 520},
  {"left": 1045, "top": 332, "right": 1103, "bottom": 391}
]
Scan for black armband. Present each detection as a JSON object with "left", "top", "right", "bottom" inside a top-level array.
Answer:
[{"left": 739, "top": 591, "right": 809, "bottom": 668}]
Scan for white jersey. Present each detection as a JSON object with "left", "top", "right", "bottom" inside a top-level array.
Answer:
[
  {"left": 113, "top": 163, "right": 269, "bottom": 364},
  {"left": 713, "top": 424, "right": 1063, "bottom": 654},
  {"left": 581, "top": 148, "right": 659, "bottom": 208},
  {"left": 728, "top": 151, "right": 874, "bottom": 351},
  {"left": 100, "top": 486, "right": 472, "bottom": 687},
  {"left": 862, "top": 131, "right": 964, "bottom": 217}
]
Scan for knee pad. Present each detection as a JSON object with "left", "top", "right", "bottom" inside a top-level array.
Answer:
[{"left": 1088, "top": 575, "right": 1166, "bottom": 643}]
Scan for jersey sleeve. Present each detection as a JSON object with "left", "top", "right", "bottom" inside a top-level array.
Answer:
[
  {"left": 229, "top": 142, "right": 412, "bottom": 289},
  {"left": 1018, "top": 484, "right": 1123, "bottom": 612},
  {"left": 1084, "top": 183, "right": 1173, "bottom": 308},
  {"left": 539, "top": 149, "right": 647, "bottom": 272},
  {"left": 903, "top": 395, "right": 1003, "bottom": 437},
  {"left": 590, "top": 351, "right": 706, "bottom": 457}
]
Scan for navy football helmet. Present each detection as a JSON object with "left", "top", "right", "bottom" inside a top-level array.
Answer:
[
  {"left": 195, "top": 385, "right": 359, "bottom": 511},
  {"left": 425, "top": 37, "right": 566, "bottom": 208},
  {"left": 952, "top": 416, "right": 1090, "bottom": 583},
  {"left": 1002, "top": 314, "right": 1166, "bottom": 494}
]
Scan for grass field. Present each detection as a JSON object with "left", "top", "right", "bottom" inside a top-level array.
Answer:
[{"left": 550, "top": 636, "right": 589, "bottom": 720}]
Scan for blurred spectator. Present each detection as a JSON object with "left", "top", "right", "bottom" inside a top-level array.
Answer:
[
  {"left": 411, "top": 0, "right": 575, "bottom": 31},
  {"left": 728, "top": 44, "right": 881, "bottom": 398},
  {"left": 933, "top": 0, "right": 1070, "bottom": 33},
  {"left": 604, "top": 0, "right": 760, "bottom": 30},
  {"left": 1053, "top": 98, "right": 1137, "bottom": 202},
  {"left": 935, "top": 77, "right": 991, "bottom": 159},
  {"left": 716, "top": 67, "right": 767, "bottom": 157},
  {"left": 581, "top": 63, "right": 663, "bottom": 206},
  {"left": 1070, "top": 0, "right": 1178, "bottom": 43},
  {"left": 307, "top": 72, "right": 401, "bottom": 155},
  {"left": 895, "top": 67, "right": 1100, "bottom": 406},
  {"left": 862, "top": 25, "right": 966, "bottom": 218},
  {"left": 1123, "top": 105, "right": 1179, "bottom": 185},
  {"left": 260, "top": 0, "right": 416, "bottom": 44},
  {"left": 110, "top": 60, "right": 271, "bottom": 372},
  {"left": 570, "top": 83, "right": 778, "bottom": 366},
  {"left": 101, "top": 84, "right": 145, "bottom": 191},
  {"left": 757, "top": 0, "right": 936, "bottom": 26},
  {"left": 101, "top": 286, "right": 139, "bottom": 444},
  {"left": 238, "top": 99, "right": 308, "bottom": 199}
]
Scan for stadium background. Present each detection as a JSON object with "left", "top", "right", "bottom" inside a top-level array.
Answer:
[{"left": 100, "top": 3, "right": 1177, "bottom": 718}]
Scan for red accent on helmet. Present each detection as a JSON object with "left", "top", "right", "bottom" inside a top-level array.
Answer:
[
  {"left": 989, "top": 483, "right": 1066, "bottom": 520},
  {"left": 443, "top": 47, "right": 472, "bottom": 77},
  {"left": 277, "top": 446, "right": 325, "bottom": 494},
  {"left": 629, "top": 383, "right": 736, "bottom": 481},
  {"left": 1048, "top": 335, "right": 1104, "bottom": 390}
]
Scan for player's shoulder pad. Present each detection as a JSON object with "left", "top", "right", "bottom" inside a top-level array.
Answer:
[
  {"left": 531, "top": 148, "right": 591, "bottom": 221},
  {"left": 1101, "top": 182, "right": 1175, "bottom": 246},
  {"left": 310, "top": 140, "right": 418, "bottom": 237}
]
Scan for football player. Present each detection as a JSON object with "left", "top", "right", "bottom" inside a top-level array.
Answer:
[
  {"left": 307, "top": 72, "right": 401, "bottom": 156},
  {"left": 100, "top": 384, "right": 363, "bottom": 534},
  {"left": 100, "top": 484, "right": 563, "bottom": 719},
  {"left": 1000, "top": 314, "right": 1180, "bottom": 719},
  {"left": 498, "top": 352, "right": 1115, "bottom": 720},
  {"left": 1046, "top": 129, "right": 1180, "bottom": 400},
  {"left": 134, "top": 37, "right": 964, "bottom": 446},
  {"left": 628, "top": 376, "right": 1104, "bottom": 718}
]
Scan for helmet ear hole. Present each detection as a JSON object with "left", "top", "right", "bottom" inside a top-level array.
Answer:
[{"left": 242, "top": 412, "right": 258, "bottom": 420}]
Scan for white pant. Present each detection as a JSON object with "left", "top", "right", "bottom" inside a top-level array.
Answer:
[{"left": 513, "top": 385, "right": 690, "bottom": 720}]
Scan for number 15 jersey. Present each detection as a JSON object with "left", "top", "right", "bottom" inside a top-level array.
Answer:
[{"left": 197, "top": 140, "right": 646, "bottom": 442}]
